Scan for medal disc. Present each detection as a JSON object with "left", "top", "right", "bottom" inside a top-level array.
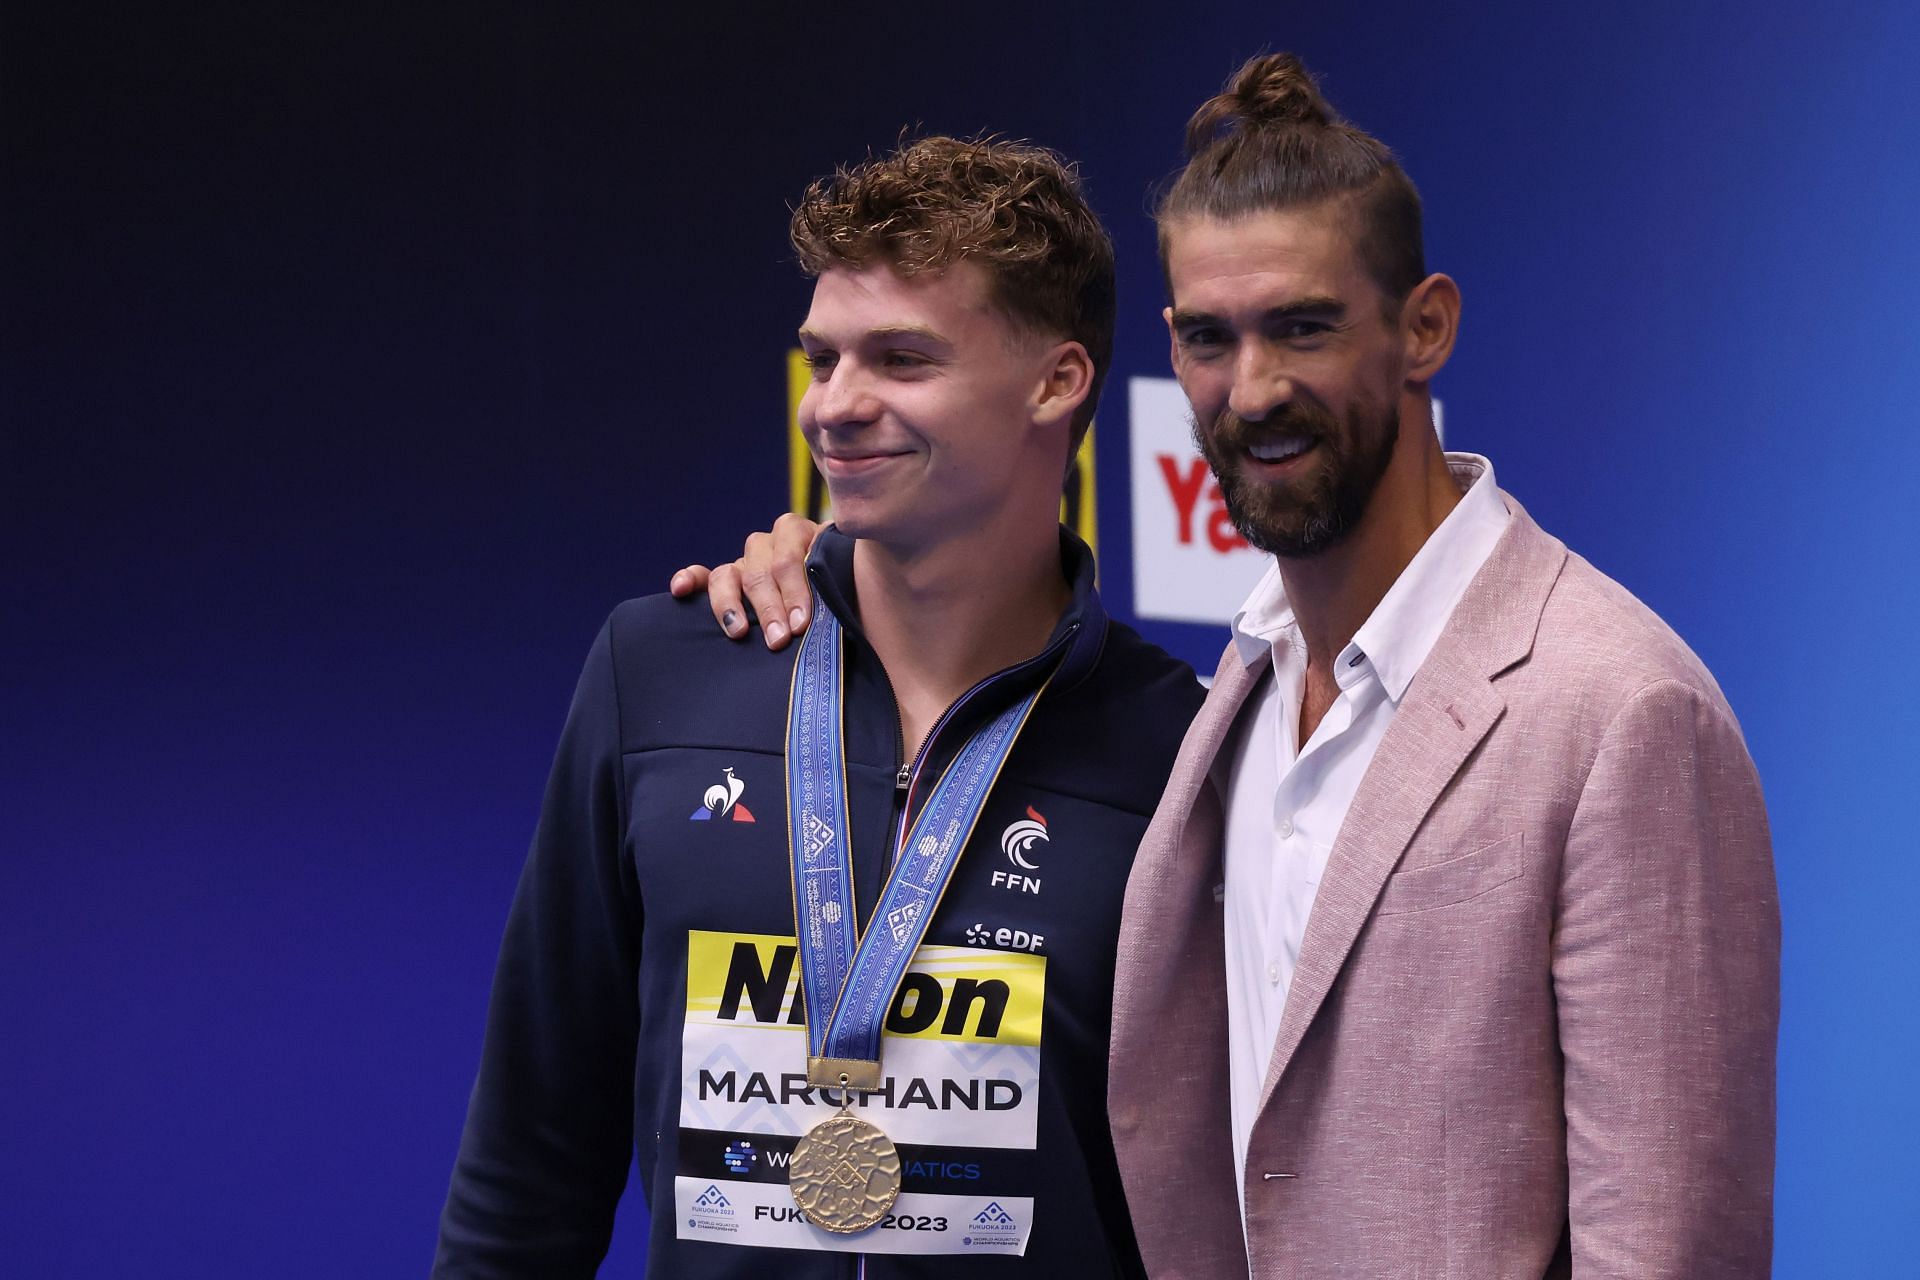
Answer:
[{"left": 788, "top": 1112, "right": 902, "bottom": 1233}]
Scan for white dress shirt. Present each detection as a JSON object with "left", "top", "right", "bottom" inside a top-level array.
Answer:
[{"left": 1218, "top": 453, "right": 1512, "bottom": 1217}]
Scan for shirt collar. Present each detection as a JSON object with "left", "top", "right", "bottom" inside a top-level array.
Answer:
[
  {"left": 1228, "top": 558, "right": 1295, "bottom": 667},
  {"left": 1227, "top": 453, "right": 1512, "bottom": 701}
]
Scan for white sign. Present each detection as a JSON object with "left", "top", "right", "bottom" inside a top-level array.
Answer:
[{"left": 1126, "top": 376, "right": 1270, "bottom": 625}]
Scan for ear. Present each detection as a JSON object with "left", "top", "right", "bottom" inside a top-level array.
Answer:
[
  {"left": 1400, "top": 273, "right": 1461, "bottom": 385},
  {"left": 1163, "top": 305, "right": 1180, "bottom": 374},
  {"left": 1031, "top": 339, "right": 1095, "bottom": 429}
]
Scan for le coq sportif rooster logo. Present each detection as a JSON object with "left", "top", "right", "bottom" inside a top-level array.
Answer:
[{"left": 689, "top": 767, "right": 756, "bottom": 823}]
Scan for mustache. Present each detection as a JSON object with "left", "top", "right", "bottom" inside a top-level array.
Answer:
[{"left": 1205, "top": 401, "right": 1340, "bottom": 446}]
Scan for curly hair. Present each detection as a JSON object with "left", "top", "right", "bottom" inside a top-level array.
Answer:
[
  {"left": 1156, "top": 53, "right": 1425, "bottom": 317},
  {"left": 791, "top": 135, "right": 1115, "bottom": 452}
]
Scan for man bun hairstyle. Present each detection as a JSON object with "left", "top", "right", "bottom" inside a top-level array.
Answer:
[
  {"left": 1157, "top": 53, "right": 1426, "bottom": 315},
  {"left": 792, "top": 134, "right": 1116, "bottom": 455},
  {"left": 1183, "top": 52, "right": 1335, "bottom": 143}
]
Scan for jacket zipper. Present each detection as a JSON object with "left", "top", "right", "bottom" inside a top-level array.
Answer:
[
  {"left": 889, "top": 621, "right": 1081, "bottom": 858},
  {"left": 859, "top": 622, "right": 1079, "bottom": 1280}
]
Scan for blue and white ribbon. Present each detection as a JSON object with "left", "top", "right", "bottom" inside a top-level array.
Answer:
[{"left": 784, "top": 591, "right": 1056, "bottom": 1075}]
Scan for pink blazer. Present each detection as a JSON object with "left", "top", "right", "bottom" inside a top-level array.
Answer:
[{"left": 1109, "top": 501, "right": 1778, "bottom": 1279}]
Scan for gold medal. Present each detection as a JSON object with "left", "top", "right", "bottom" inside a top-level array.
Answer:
[{"left": 788, "top": 1107, "right": 902, "bottom": 1233}]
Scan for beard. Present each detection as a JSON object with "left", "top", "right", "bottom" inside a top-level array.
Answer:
[{"left": 1192, "top": 396, "right": 1399, "bottom": 558}]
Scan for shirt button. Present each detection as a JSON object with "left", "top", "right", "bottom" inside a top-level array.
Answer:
[
  {"left": 1276, "top": 818, "right": 1294, "bottom": 839},
  {"left": 1266, "top": 962, "right": 1281, "bottom": 984}
]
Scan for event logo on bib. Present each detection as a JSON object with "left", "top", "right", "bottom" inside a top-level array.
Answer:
[
  {"left": 965, "top": 1199, "right": 1023, "bottom": 1249},
  {"left": 691, "top": 767, "right": 756, "bottom": 823},
  {"left": 686, "top": 1182, "right": 740, "bottom": 1237}
]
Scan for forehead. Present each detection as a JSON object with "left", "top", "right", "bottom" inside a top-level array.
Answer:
[
  {"left": 802, "top": 258, "right": 1003, "bottom": 338},
  {"left": 1163, "top": 206, "right": 1374, "bottom": 313}
]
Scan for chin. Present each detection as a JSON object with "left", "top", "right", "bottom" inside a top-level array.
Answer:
[{"left": 823, "top": 503, "right": 901, "bottom": 544}]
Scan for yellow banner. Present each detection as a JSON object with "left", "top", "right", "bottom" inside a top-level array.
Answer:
[{"left": 686, "top": 929, "right": 1045, "bottom": 1047}]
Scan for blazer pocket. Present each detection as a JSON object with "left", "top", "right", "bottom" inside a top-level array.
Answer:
[{"left": 1375, "top": 833, "right": 1523, "bottom": 916}]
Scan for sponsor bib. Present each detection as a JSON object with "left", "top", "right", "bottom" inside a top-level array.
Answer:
[{"left": 675, "top": 929, "right": 1041, "bottom": 1255}]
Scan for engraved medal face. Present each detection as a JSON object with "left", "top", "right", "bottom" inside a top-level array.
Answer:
[{"left": 788, "top": 1113, "right": 902, "bottom": 1233}]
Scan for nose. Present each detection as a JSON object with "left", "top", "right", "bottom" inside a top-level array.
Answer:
[
  {"left": 806, "top": 360, "right": 881, "bottom": 433},
  {"left": 1227, "top": 342, "right": 1296, "bottom": 424}
]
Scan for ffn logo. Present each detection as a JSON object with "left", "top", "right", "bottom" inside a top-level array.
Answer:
[{"left": 992, "top": 806, "right": 1048, "bottom": 896}]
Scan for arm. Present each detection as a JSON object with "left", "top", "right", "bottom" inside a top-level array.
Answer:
[
  {"left": 1554, "top": 680, "right": 1779, "bottom": 1277},
  {"left": 667, "top": 512, "right": 821, "bottom": 649},
  {"left": 434, "top": 620, "right": 641, "bottom": 1278}
]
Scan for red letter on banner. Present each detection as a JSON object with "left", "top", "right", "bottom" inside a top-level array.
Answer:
[{"left": 1158, "top": 455, "right": 1209, "bottom": 545}]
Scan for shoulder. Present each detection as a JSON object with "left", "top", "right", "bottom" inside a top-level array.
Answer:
[
  {"left": 601, "top": 590, "right": 799, "bottom": 666},
  {"left": 1535, "top": 552, "right": 1734, "bottom": 712},
  {"left": 606, "top": 588, "right": 747, "bottom": 650},
  {"left": 595, "top": 591, "right": 799, "bottom": 754},
  {"left": 1020, "top": 620, "right": 1205, "bottom": 817},
  {"left": 1075, "top": 618, "right": 1205, "bottom": 720},
  {"left": 1478, "top": 536, "right": 1754, "bottom": 785}
]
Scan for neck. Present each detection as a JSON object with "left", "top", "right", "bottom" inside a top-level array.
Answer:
[
  {"left": 853, "top": 528, "right": 1071, "bottom": 756},
  {"left": 1277, "top": 418, "right": 1463, "bottom": 668}
]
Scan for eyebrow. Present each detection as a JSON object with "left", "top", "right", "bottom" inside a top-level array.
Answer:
[
  {"left": 1170, "top": 295, "right": 1348, "bottom": 330},
  {"left": 796, "top": 324, "right": 954, "bottom": 348}
]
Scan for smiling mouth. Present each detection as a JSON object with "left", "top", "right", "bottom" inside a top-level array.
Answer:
[
  {"left": 1246, "top": 436, "right": 1315, "bottom": 463},
  {"left": 819, "top": 451, "right": 911, "bottom": 475}
]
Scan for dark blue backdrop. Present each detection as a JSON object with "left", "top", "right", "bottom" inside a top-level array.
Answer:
[{"left": 5, "top": 3, "right": 1915, "bottom": 1275}]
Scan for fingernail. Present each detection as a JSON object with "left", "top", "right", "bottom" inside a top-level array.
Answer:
[
  {"left": 789, "top": 607, "right": 806, "bottom": 630},
  {"left": 767, "top": 622, "right": 787, "bottom": 645},
  {"left": 722, "top": 610, "right": 741, "bottom": 635},
  {"left": 671, "top": 570, "right": 687, "bottom": 590}
]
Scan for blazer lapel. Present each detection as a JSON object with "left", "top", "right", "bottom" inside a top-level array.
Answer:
[
  {"left": 1154, "top": 643, "right": 1265, "bottom": 862},
  {"left": 1112, "top": 636, "right": 1262, "bottom": 1093},
  {"left": 1110, "top": 641, "right": 1265, "bottom": 1279},
  {"left": 1257, "top": 500, "right": 1569, "bottom": 1108}
]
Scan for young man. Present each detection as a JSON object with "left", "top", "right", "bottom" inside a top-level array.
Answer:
[
  {"left": 434, "top": 136, "right": 1200, "bottom": 1278},
  {"left": 683, "top": 54, "right": 1778, "bottom": 1279}
]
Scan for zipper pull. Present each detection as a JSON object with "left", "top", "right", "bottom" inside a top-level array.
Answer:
[{"left": 895, "top": 763, "right": 911, "bottom": 791}]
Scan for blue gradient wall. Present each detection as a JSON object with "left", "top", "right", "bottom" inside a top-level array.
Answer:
[{"left": 4, "top": 3, "right": 1913, "bottom": 1275}]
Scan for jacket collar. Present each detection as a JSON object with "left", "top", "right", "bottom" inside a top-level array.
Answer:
[{"left": 805, "top": 524, "right": 1110, "bottom": 693}]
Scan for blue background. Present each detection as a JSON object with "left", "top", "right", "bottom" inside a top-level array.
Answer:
[{"left": 5, "top": 3, "right": 1915, "bottom": 1274}]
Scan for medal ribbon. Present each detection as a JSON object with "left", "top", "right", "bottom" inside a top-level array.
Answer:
[{"left": 785, "top": 590, "right": 1059, "bottom": 1082}]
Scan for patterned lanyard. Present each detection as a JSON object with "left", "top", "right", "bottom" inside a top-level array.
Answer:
[{"left": 783, "top": 591, "right": 1059, "bottom": 1089}]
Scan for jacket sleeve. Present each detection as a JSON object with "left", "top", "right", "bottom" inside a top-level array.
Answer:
[
  {"left": 1554, "top": 678, "right": 1779, "bottom": 1277},
  {"left": 433, "top": 618, "right": 642, "bottom": 1278}
]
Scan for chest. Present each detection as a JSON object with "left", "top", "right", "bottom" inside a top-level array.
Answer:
[{"left": 623, "top": 743, "right": 1147, "bottom": 1010}]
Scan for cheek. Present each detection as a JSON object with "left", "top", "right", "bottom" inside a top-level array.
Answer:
[
  {"left": 1174, "top": 365, "right": 1225, "bottom": 417},
  {"left": 1362, "top": 344, "right": 1404, "bottom": 401},
  {"left": 796, "top": 385, "right": 823, "bottom": 435},
  {"left": 1300, "top": 354, "right": 1382, "bottom": 416}
]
